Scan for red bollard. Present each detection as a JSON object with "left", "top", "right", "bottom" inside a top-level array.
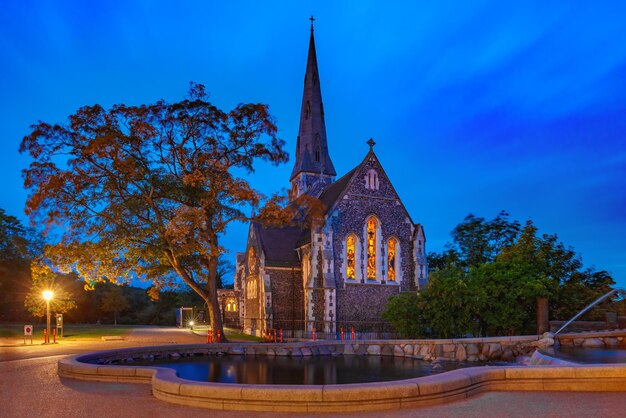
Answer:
[
  {"left": 341, "top": 327, "right": 344, "bottom": 341},
  {"left": 217, "top": 330, "right": 221, "bottom": 343},
  {"left": 351, "top": 327, "right": 355, "bottom": 341},
  {"left": 43, "top": 329, "right": 47, "bottom": 344},
  {"left": 273, "top": 329, "right": 277, "bottom": 343},
  {"left": 280, "top": 329, "right": 283, "bottom": 343},
  {"left": 53, "top": 328, "right": 57, "bottom": 344},
  {"left": 312, "top": 327, "right": 317, "bottom": 341},
  {"left": 207, "top": 329, "right": 212, "bottom": 343}
]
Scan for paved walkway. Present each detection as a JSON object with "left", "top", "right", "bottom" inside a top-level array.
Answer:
[{"left": 2, "top": 327, "right": 626, "bottom": 417}]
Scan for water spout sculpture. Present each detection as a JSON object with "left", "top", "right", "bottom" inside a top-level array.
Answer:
[{"left": 554, "top": 288, "right": 623, "bottom": 337}]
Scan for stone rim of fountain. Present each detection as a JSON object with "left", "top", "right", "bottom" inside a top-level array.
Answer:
[{"left": 58, "top": 334, "right": 626, "bottom": 412}]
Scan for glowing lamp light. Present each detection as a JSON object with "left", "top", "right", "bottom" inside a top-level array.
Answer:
[
  {"left": 43, "top": 290, "right": 54, "bottom": 301},
  {"left": 189, "top": 321, "right": 195, "bottom": 326}
]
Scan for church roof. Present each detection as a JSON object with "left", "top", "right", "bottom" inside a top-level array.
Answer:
[
  {"left": 255, "top": 223, "right": 302, "bottom": 267},
  {"left": 290, "top": 23, "right": 336, "bottom": 180},
  {"left": 318, "top": 166, "right": 357, "bottom": 214}
]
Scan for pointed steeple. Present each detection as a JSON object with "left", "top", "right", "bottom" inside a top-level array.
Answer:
[{"left": 290, "top": 18, "right": 336, "bottom": 182}]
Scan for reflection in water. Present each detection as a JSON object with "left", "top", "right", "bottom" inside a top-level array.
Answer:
[
  {"left": 544, "top": 347, "right": 626, "bottom": 364},
  {"left": 137, "top": 355, "right": 472, "bottom": 385}
]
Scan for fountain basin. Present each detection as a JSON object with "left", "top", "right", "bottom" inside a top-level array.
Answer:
[{"left": 58, "top": 338, "right": 626, "bottom": 412}]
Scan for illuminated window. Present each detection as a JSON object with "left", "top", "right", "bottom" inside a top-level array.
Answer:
[
  {"left": 346, "top": 235, "right": 356, "bottom": 279},
  {"left": 367, "top": 218, "right": 377, "bottom": 279},
  {"left": 388, "top": 238, "right": 396, "bottom": 281}
]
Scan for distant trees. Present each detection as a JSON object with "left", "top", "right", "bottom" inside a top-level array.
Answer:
[
  {"left": 0, "top": 208, "right": 44, "bottom": 321},
  {"left": 20, "top": 83, "right": 291, "bottom": 340},
  {"left": 100, "top": 286, "right": 130, "bottom": 326},
  {"left": 384, "top": 212, "right": 617, "bottom": 338}
]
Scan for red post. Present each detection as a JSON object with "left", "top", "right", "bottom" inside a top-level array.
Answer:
[
  {"left": 217, "top": 329, "right": 221, "bottom": 343},
  {"left": 351, "top": 327, "right": 355, "bottom": 341},
  {"left": 274, "top": 329, "right": 277, "bottom": 343},
  {"left": 53, "top": 328, "right": 57, "bottom": 344},
  {"left": 280, "top": 329, "right": 283, "bottom": 343},
  {"left": 341, "top": 327, "right": 344, "bottom": 341},
  {"left": 43, "top": 329, "right": 47, "bottom": 344},
  {"left": 312, "top": 327, "right": 316, "bottom": 341},
  {"left": 207, "top": 329, "right": 212, "bottom": 343}
]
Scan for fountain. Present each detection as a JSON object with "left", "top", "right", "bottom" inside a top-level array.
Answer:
[{"left": 554, "top": 288, "right": 622, "bottom": 337}]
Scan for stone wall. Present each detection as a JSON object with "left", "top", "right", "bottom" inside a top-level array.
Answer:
[
  {"left": 82, "top": 335, "right": 548, "bottom": 366},
  {"left": 336, "top": 284, "right": 400, "bottom": 322},
  {"left": 556, "top": 330, "right": 626, "bottom": 348},
  {"left": 268, "top": 267, "right": 304, "bottom": 327}
]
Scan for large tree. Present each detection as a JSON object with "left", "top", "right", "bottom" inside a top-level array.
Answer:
[{"left": 20, "top": 83, "right": 289, "bottom": 340}]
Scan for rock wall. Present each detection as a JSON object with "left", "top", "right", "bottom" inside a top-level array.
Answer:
[{"left": 556, "top": 330, "right": 626, "bottom": 348}]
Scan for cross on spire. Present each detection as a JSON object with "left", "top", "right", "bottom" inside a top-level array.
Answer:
[
  {"left": 309, "top": 15, "right": 315, "bottom": 30},
  {"left": 367, "top": 138, "right": 376, "bottom": 150}
]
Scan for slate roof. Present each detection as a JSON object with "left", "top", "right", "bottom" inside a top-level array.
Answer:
[
  {"left": 318, "top": 166, "right": 357, "bottom": 214},
  {"left": 255, "top": 223, "right": 303, "bottom": 267}
]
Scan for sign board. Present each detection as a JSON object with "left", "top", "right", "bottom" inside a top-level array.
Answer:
[
  {"left": 55, "top": 314, "right": 63, "bottom": 337},
  {"left": 24, "top": 325, "right": 34, "bottom": 345}
]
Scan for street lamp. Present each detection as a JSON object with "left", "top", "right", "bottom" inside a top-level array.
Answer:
[{"left": 43, "top": 290, "right": 53, "bottom": 344}]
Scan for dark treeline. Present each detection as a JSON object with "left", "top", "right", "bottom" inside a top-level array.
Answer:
[{"left": 0, "top": 207, "right": 209, "bottom": 325}]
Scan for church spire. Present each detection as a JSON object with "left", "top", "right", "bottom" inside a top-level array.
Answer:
[{"left": 290, "top": 17, "right": 336, "bottom": 183}]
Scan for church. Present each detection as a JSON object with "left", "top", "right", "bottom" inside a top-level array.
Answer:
[{"left": 234, "top": 23, "right": 428, "bottom": 337}]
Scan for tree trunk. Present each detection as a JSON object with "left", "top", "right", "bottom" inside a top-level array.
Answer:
[
  {"left": 536, "top": 297, "right": 549, "bottom": 335},
  {"left": 205, "top": 276, "right": 227, "bottom": 342}
]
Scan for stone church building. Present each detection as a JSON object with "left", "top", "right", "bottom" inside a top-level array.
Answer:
[{"left": 234, "top": 24, "right": 428, "bottom": 337}]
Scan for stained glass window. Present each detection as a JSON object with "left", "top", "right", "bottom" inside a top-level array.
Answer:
[
  {"left": 367, "top": 218, "right": 377, "bottom": 279},
  {"left": 388, "top": 238, "right": 396, "bottom": 281},
  {"left": 346, "top": 235, "right": 355, "bottom": 279}
]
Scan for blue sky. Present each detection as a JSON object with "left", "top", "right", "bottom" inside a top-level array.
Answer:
[{"left": 1, "top": 1, "right": 625, "bottom": 288}]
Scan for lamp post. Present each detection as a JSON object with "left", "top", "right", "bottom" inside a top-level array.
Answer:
[{"left": 42, "top": 290, "right": 53, "bottom": 344}]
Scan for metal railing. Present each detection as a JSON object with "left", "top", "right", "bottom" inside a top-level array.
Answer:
[{"left": 240, "top": 318, "right": 399, "bottom": 341}]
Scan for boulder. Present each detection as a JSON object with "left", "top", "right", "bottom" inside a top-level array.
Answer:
[
  {"left": 319, "top": 346, "right": 331, "bottom": 356},
  {"left": 502, "top": 349, "right": 514, "bottom": 362},
  {"left": 582, "top": 338, "right": 605, "bottom": 348},
  {"left": 455, "top": 344, "right": 467, "bottom": 362},
  {"left": 394, "top": 345, "right": 405, "bottom": 357},
  {"left": 466, "top": 344, "right": 479, "bottom": 356},
  {"left": 276, "top": 348, "right": 290, "bottom": 356},
  {"left": 488, "top": 344, "right": 502, "bottom": 360},
  {"left": 403, "top": 344, "right": 413, "bottom": 356},
  {"left": 367, "top": 345, "right": 381, "bottom": 355}
]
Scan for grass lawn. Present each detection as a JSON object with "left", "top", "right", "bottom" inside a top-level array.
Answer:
[
  {"left": 189, "top": 325, "right": 263, "bottom": 342},
  {"left": 224, "top": 328, "right": 262, "bottom": 342},
  {"left": 0, "top": 323, "right": 132, "bottom": 340}
]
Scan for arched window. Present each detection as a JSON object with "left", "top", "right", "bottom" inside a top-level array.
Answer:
[
  {"left": 367, "top": 218, "right": 377, "bottom": 279},
  {"left": 364, "top": 169, "right": 379, "bottom": 190},
  {"left": 346, "top": 234, "right": 356, "bottom": 279},
  {"left": 388, "top": 238, "right": 397, "bottom": 281}
]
